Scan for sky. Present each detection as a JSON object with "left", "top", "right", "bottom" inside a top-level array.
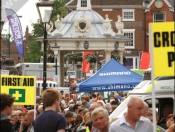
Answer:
[{"left": 2, "top": 0, "right": 40, "bottom": 34}]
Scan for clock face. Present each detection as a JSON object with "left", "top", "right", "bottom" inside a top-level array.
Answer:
[{"left": 155, "top": 0, "right": 163, "bottom": 8}]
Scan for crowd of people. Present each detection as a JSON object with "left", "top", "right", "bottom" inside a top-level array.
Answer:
[{"left": 0, "top": 89, "right": 174, "bottom": 132}]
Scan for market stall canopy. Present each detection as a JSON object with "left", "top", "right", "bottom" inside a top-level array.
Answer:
[{"left": 76, "top": 58, "right": 143, "bottom": 92}]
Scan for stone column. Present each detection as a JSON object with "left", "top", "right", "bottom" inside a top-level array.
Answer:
[
  {"left": 105, "top": 50, "right": 112, "bottom": 64},
  {"left": 59, "top": 51, "right": 65, "bottom": 87},
  {"left": 118, "top": 50, "right": 124, "bottom": 65}
]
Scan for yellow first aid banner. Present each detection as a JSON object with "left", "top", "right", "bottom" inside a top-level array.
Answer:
[
  {"left": 150, "top": 22, "right": 175, "bottom": 76},
  {"left": 1, "top": 75, "right": 36, "bottom": 105}
]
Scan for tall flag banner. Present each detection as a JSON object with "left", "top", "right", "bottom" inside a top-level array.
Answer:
[
  {"left": 5, "top": 8, "right": 24, "bottom": 58},
  {"left": 82, "top": 51, "right": 94, "bottom": 73},
  {"left": 139, "top": 52, "right": 150, "bottom": 69}
]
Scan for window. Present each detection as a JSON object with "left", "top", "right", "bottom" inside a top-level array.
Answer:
[
  {"left": 124, "top": 57, "right": 139, "bottom": 69},
  {"left": 153, "top": 13, "right": 165, "bottom": 22},
  {"left": 123, "top": 29, "right": 135, "bottom": 49},
  {"left": 81, "top": 0, "right": 87, "bottom": 7},
  {"left": 122, "top": 9, "right": 135, "bottom": 21},
  {"left": 145, "top": 98, "right": 174, "bottom": 120}
]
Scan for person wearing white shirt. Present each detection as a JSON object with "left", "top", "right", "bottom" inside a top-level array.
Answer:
[{"left": 109, "top": 96, "right": 153, "bottom": 132}]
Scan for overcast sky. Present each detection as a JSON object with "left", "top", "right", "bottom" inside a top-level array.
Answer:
[{"left": 2, "top": 0, "right": 40, "bottom": 34}]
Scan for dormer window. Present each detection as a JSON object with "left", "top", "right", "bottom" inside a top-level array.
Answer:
[
  {"left": 81, "top": 0, "right": 87, "bottom": 7},
  {"left": 77, "top": 0, "right": 91, "bottom": 10}
]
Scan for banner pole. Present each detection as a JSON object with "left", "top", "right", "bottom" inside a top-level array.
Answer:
[{"left": 149, "top": 23, "right": 157, "bottom": 132}]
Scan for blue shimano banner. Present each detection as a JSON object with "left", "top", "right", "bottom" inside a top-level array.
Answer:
[{"left": 5, "top": 8, "right": 24, "bottom": 58}]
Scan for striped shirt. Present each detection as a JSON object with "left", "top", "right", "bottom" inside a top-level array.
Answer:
[{"left": 109, "top": 113, "right": 153, "bottom": 132}]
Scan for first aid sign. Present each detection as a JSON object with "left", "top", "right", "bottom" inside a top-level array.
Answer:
[
  {"left": 149, "top": 22, "right": 175, "bottom": 76},
  {"left": 1, "top": 75, "right": 36, "bottom": 105}
]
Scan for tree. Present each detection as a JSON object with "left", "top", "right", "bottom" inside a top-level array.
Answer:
[
  {"left": 24, "top": 40, "right": 42, "bottom": 62},
  {"left": 25, "top": 0, "right": 69, "bottom": 62}
]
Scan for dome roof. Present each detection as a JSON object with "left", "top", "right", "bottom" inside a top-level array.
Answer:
[
  {"left": 50, "top": 0, "right": 127, "bottom": 39},
  {"left": 62, "top": 10, "right": 104, "bottom": 24},
  {"left": 51, "top": 9, "right": 118, "bottom": 38}
]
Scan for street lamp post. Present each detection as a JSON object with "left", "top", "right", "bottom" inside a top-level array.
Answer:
[
  {"left": 52, "top": 42, "right": 60, "bottom": 75},
  {"left": 36, "top": 0, "right": 54, "bottom": 98}
]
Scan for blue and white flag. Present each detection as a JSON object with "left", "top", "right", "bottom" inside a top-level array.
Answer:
[{"left": 5, "top": 8, "right": 24, "bottom": 58}]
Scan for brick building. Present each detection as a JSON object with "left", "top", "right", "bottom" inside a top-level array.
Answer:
[
  {"left": 66, "top": 0, "right": 146, "bottom": 69},
  {"left": 144, "top": 0, "right": 174, "bottom": 52}
]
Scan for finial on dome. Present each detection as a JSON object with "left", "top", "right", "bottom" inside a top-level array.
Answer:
[{"left": 77, "top": 0, "right": 92, "bottom": 10}]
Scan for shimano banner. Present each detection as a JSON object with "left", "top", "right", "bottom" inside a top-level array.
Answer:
[{"left": 5, "top": 8, "right": 24, "bottom": 58}]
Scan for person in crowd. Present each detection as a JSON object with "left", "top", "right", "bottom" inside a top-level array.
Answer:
[
  {"left": 109, "top": 96, "right": 153, "bottom": 132},
  {"left": 110, "top": 92, "right": 114, "bottom": 99},
  {"left": 91, "top": 107, "right": 109, "bottom": 132},
  {"left": 10, "top": 115, "right": 16, "bottom": 126},
  {"left": 59, "top": 106, "right": 65, "bottom": 116},
  {"left": 69, "top": 99, "right": 75, "bottom": 105},
  {"left": 60, "top": 90, "right": 64, "bottom": 96},
  {"left": 26, "top": 110, "right": 36, "bottom": 132},
  {"left": 0, "top": 93, "right": 14, "bottom": 132},
  {"left": 142, "top": 102, "right": 149, "bottom": 117},
  {"left": 90, "top": 94, "right": 97, "bottom": 103},
  {"left": 83, "top": 112, "right": 91, "bottom": 126},
  {"left": 87, "top": 102, "right": 102, "bottom": 132},
  {"left": 64, "top": 97, "right": 70, "bottom": 109},
  {"left": 166, "top": 114, "right": 175, "bottom": 131},
  {"left": 117, "top": 91, "right": 123, "bottom": 101},
  {"left": 158, "top": 104, "right": 173, "bottom": 129},
  {"left": 115, "top": 93, "right": 121, "bottom": 104},
  {"left": 104, "top": 103, "right": 112, "bottom": 115},
  {"left": 76, "top": 101, "right": 82, "bottom": 106},
  {"left": 18, "top": 113, "right": 25, "bottom": 124},
  {"left": 124, "top": 93, "right": 128, "bottom": 98},
  {"left": 146, "top": 108, "right": 165, "bottom": 132},
  {"left": 97, "top": 95, "right": 105, "bottom": 107},
  {"left": 19, "top": 114, "right": 30, "bottom": 132},
  {"left": 111, "top": 105, "right": 117, "bottom": 114},
  {"left": 37, "top": 105, "right": 43, "bottom": 114},
  {"left": 12, "top": 110, "right": 22, "bottom": 131},
  {"left": 84, "top": 96, "right": 90, "bottom": 103},
  {"left": 34, "top": 88, "right": 67, "bottom": 132},
  {"left": 167, "top": 124, "right": 174, "bottom": 132},
  {"left": 78, "top": 108, "right": 85, "bottom": 116},
  {"left": 65, "top": 112, "right": 75, "bottom": 132},
  {"left": 67, "top": 104, "right": 74, "bottom": 113},
  {"left": 72, "top": 115, "right": 83, "bottom": 132},
  {"left": 73, "top": 104, "right": 80, "bottom": 117},
  {"left": 81, "top": 109, "right": 89, "bottom": 117},
  {"left": 121, "top": 97, "right": 126, "bottom": 103},
  {"left": 81, "top": 100, "right": 88, "bottom": 109}
]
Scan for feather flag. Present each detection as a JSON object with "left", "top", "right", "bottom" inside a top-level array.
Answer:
[{"left": 5, "top": 8, "right": 24, "bottom": 58}]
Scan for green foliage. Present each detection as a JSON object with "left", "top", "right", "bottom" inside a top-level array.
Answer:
[
  {"left": 26, "top": 0, "right": 69, "bottom": 63},
  {"left": 111, "top": 54, "right": 120, "bottom": 61},
  {"left": 70, "top": 54, "right": 83, "bottom": 63},
  {"left": 31, "top": 21, "right": 44, "bottom": 37},
  {"left": 47, "top": 54, "right": 54, "bottom": 63},
  {"left": 86, "top": 54, "right": 97, "bottom": 63},
  {"left": 111, "top": 54, "right": 127, "bottom": 65},
  {"left": 24, "top": 41, "right": 42, "bottom": 62},
  {"left": 51, "top": 0, "right": 69, "bottom": 22}
]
